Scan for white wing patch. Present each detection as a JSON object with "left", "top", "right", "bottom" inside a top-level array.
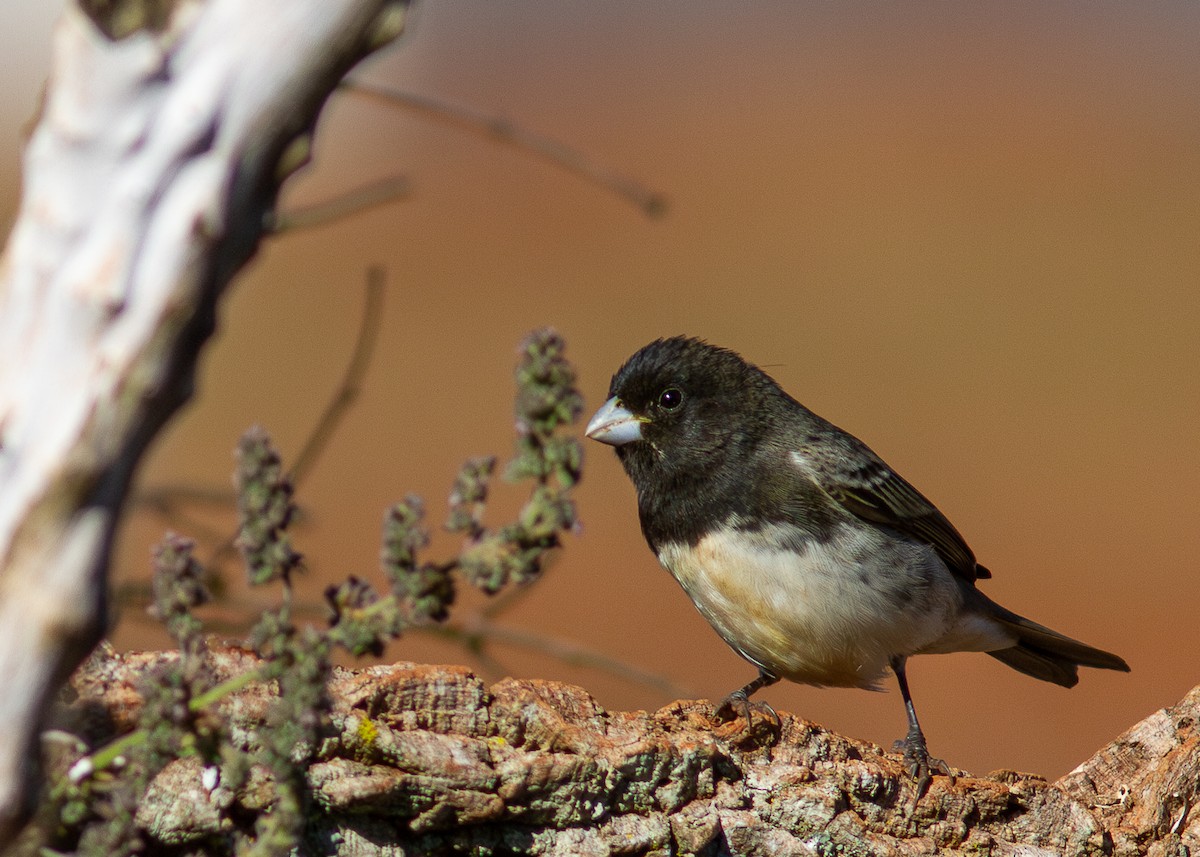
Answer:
[{"left": 789, "top": 449, "right": 812, "bottom": 472}]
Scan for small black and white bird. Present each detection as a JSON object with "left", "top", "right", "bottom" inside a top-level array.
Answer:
[{"left": 586, "top": 336, "right": 1129, "bottom": 787}]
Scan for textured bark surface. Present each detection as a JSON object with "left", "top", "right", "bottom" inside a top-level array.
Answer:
[
  {"left": 0, "top": 0, "right": 405, "bottom": 836},
  {"left": 54, "top": 646, "right": 1200, "bottom": 856}
]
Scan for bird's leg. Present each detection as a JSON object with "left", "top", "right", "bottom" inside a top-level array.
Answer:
[
  {"left": 890, "top": 656, "right": 951, "bottom": 795},
  {"left": 714, "top": 669, "right": 781, "bottom": 736}
]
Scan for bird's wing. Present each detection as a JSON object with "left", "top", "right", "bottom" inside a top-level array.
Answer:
[{"left": 796, "top": 441, "right": 990, "bottom": 583}]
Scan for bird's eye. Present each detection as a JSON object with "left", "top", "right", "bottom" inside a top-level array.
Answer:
[{"left": 658, "top": 388, "right": 683, "bottom": 410}]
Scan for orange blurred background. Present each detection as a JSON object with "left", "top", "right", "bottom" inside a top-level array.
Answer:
[{"left": 3, "top": 2, "right": 1198, "bottom": 779}]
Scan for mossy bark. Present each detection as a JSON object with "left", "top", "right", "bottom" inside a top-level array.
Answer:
[{"left": 42, "top": 646, "right": 1200, "bottom": 856}]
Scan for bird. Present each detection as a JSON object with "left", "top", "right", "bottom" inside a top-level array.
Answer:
[{"left": 585, "top": 336, "right": 1129, "bottom": 789}]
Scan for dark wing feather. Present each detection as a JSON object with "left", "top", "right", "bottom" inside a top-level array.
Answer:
[{"left": 798, "top": 440, "right": 990, "bottom": 583}]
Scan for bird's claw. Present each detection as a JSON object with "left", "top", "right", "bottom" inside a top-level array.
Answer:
[
  {"left": 893, "top": 731, "right": 952, "bottom": 796},
  {"left": 713, "top": 690, "right": 782, "bottom": 744},
  {"left": 714, "top": 689, "right": 749, "bottom": 723}
]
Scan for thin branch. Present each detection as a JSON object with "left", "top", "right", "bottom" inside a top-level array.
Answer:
[
  {"left": 481, "top": 576, "right": 539, "bottom": 620},
  {"left": 267, "top": 175, "right": 412, "bottom": 233},
  {"left": 428, "top": 617, "right": 694, "bottom": 700},
  {"left": 289, "top": 267, "right": 386, "bottom": 487},
  {"left": 344, "top": 81, "right": 668, "bottom": 218},
  {"left": 131, "top": 485, "right": 239, "bottom": 553},
  {"left": 116, "top": 593, "right": 692, "bottom": 701},
  {"left": 136, "top": 485, "right": 237, "bottom": 510},
  {"left": 127, "top": 269, "right": 382, "bottom": 572}
]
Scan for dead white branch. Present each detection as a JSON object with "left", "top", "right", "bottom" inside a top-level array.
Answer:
[{"left": 0, "top": 0, "right": 406, "bottom": 836}]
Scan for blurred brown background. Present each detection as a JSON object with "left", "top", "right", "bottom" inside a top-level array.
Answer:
[{"left": 3, "top": 2, "right": 1197, "bottom": 780}]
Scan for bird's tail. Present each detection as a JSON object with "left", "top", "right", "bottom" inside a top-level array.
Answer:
[{"left": 970, "top": 591, "right": 1130, "bottom": 688}]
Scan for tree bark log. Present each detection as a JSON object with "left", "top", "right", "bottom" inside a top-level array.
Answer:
[
  {"left": 0, "top": 1, "right": 406, "bottom": 836},
  {"left": 53, "top": 645, "right": 1200, "bottom": 856}
]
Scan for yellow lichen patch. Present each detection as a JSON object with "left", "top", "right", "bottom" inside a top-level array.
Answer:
[{"left": 356, "top": 715, "right": 379, "bottom": 749}]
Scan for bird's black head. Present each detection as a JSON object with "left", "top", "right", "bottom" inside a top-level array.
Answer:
[{"left": 587, "top": 337, "right": 787, "bottom": 496}]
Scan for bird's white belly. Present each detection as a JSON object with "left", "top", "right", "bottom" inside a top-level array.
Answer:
[{"left": 657, "top": 522, "right": 981, "bottom": 689}]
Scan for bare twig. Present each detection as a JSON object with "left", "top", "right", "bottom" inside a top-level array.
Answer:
[
  {"left": 289, "top": 267, "right": 387, "bottom": 487},
  {"left": 136, "top": 485, "right": 238, "bottom": 511},
  {"left": 480, "top": 575, "right": 539, "bottom": 620},
  {"left": 428, "top": 617, "right": 693, "bottom": 700},
  {"left": 344, "top": 81, "right": 668, "bottom": 218},
  {"left": 128, "top": 268, "right": 382, "bottom": 573},
  {"left": 268, "top": 175, "right": 412, "bottom": 233},
  {"left": 115, "top": 591, "right": 691, "bottom": 700},
  {"left": 132, "top": 485, "right": 238, "bottom": 547}
]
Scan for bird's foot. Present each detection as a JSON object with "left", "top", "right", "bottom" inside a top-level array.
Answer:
[
  {"left": 892, "top": 729, "right": 953, "bottom": 797},
  {"left": 713, "top": 690, "right": 782, "bottom": 745}
]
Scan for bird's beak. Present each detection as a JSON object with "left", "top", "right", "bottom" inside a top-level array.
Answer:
[{"left": 586, "top": 397, "right": 643, "bottom": 446}]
